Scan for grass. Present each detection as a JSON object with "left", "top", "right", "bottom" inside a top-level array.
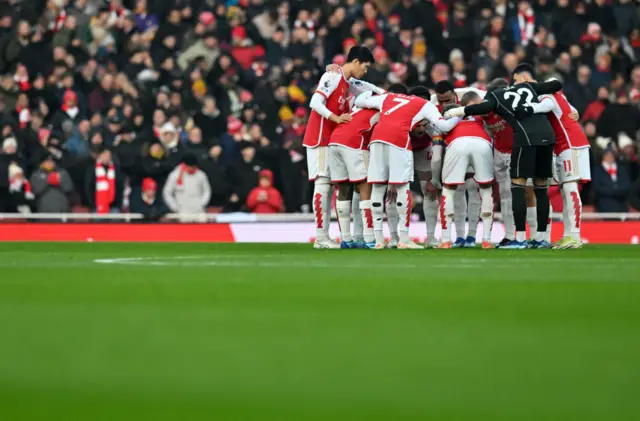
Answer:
[{"left": 0, "top": 243, "right": 639, "bottom": 421}]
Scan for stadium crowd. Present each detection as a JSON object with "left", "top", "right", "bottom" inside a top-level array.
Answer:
[{"left": 0, "top": 0, "right": 639, "bottom": 217}]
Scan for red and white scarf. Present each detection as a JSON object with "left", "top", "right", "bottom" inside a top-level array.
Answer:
[
  {"left": 176, "top": 164, "right": 197, "bottom": 187},
  {"left": 95, "top": 163, "right": 116, "bottom": 214},
  {"left": 14, "top": 74, "right": 30, "bottom": 91},
  {"left": 603, "top": 162, "right": 617, "bottom": 182},
  {"left": 51, "top": 9, "right": 67, "bottom": 33},
  {"left": 16, "top": 106, "right": 31, "bottom": 128},
  {"left": 9, "top": 178, "right": 34, "bottom": 200},
  {"left": 517, "top": 8, "right": 535, "bottom": 46}
]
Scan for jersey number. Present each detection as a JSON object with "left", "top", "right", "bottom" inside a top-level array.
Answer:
[
  {"left": 385, "top": 98, "right": 410, "bottom": 115},
  {"left": 504, "top": 88, "right": 535, "bottom": 110}
]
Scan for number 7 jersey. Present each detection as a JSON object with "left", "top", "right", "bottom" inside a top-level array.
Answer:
[{"left": 367, "top": 94, "right": 435, "bottom": 151}]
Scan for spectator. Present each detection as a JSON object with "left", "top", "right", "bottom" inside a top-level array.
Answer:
[
  {"left": 246, "top": 169, "right": 284, "bottom": 214},
  {"left": 29, "top": 155, "right": 74, "bottom": 213},
  {"left": 596, "top": 90, "right": 640, "bottom": 148},
  {"left": 85, "top": 149, "right": 123, "bottom": 214},
  {"left": 201, "top": 145, "right": 230, "bottom": 208},
  {"left": 162, "top": 153, "right": 211, "bottom": 219},
  {"left": 581, "top": 86, "right": 609, "bottom": 124},
  {"left": 130, "top": 177, "right": 169, "bottom": 222},
  {"left": 7, "top": 162, "right": 34, "bottom": 214},
  {"left": 593, "top": 148, "right": 632, "bottom": 213}
]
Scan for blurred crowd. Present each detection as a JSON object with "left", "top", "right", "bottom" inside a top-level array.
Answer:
[{"left": 0, "top": 0, "right": 639, "bottom": 218}]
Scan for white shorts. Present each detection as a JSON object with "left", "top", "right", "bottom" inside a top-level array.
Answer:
[
  {"left": 368, "top": 142, "right": 414, "bottom": 184},
  {"left": 554, "top": 148, "right": 591, "bottom": 184},
  {"left": 306, "top": 146, "right": 330, "bottom": 181},
  {"left": 442, "top": 137, "right": 493, "bottom": 185},
  {"left": 413, "top": 147, "right": 432, "bottom": 172},
  {"left": 494, "top": 150, "right": 511, "bottom": 185},
  {"left": 329, "top": 145, "right": 369, "bottom": 183}
]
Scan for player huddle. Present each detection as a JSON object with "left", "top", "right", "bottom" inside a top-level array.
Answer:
[{"left": 303, "top": 47, "right": 590, "bottom": 250}]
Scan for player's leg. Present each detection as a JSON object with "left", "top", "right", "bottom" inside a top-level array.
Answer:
[
  {"left": 310, "top": 146, "right": 337, "bottom": 248},
  {"left": 335, "top": 183, "right": 354, "bottom": 248},
  {"left": 420, "top": 172, "right": 440, "bottom": 248},
  {"left": 470, "top": 139, "right": 495, "bottom": 249},
  {"left": 439, "top": 185, "right": 456, "bottom": 248},
  {"left": 504, "top": 145, "right": 533, "bottom": 248},
  {"left": 330, "top": 146, "right": 354, "bottom": 248},
  {"left": 386, "top": 187, "right": 399, "bottom": 247},
  {"left": 415, "top": 149, "right": 439, "bottom": 248},
  {"left": 453, "top": 184, "right": 467, "bottom": 246},
  {"left": 391, "top": 148, "right": 420, "bottom": 249},
  {"left": 357, "top": 181, "right": 375, "bottom": 246},
  {"left": 531, "top": 145, "right": 554, "bottom": 248},
  {"left": 352, "top": 191, "right": 363, "bottom": 243},
  {"left": 555, "top": 149, "right": 585, "bottom": 249},
  {"left": 495, "top": 151, "right": 515, "bottom": 246},
  {"left": 465, "top": 178, "right": 481, "bottom": 247},
  {"left": 367, "top": 143, "right": 389, "bottom": 248},
  {"left": 525, "top": 184, "right": 537, "bottom": 240},
  {"left": 439, "top": 143, "right": 467, "bottom": 248}
]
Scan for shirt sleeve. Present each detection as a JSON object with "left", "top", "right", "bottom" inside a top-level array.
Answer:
[
  {"left": 463, "top": 93, "right": 498, "bottom": 116},
  {"left": 309, "top": 92, "right": 333, "bottom": 119},
  {"left": 348, "top": 78, "right": 385, "bottom": 96},
  {"left": 419, "top": 101, "right": 461, "bottom": 133},
  {"left": 535, "top": 95, "right": 561, "bottom": 117},
  {"left": 529, "top": 80, "right": 563, "bottom": 95},
  {"left": 354, "top": 91, "right": 386, "bottom": 110},
  {"left": 314, "top": 71, "right": 342, "bottom": 99}
]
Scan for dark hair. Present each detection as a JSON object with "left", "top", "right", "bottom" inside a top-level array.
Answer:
[
  {"left": 435, "top": 80, "right": 454, "bottom": 94},
  {"left": 183, "top": 153, "right": 199, "bottom": 167},
  {"left": 387, "top": 83, "right": 408, "bottom": 94},
  {"left": 487, "top": 78, "right": 509, "bottom": 92},
  {"left": 512, "top": 62, "right": 535, "bottom": 78},
  {"left": 409, "top": 85, "right": 430, "bottom": 99},
  {"left": 346, "top": 46, "right": 375, "bottom": 64},
  {"left": 460, "top": 91, "right": 481, "bottom": 106}
]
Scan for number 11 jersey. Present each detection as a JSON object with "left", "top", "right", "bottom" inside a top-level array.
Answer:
[{"left": 489, "top": 83, "right": 556, "bottom": 148}]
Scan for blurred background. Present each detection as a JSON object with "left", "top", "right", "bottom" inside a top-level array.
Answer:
[{"left": 0, "top": 0, "right": 639, "bottom": 220}]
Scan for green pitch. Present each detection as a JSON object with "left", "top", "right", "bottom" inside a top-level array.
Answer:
[{"left": 0, "top": 243, "right": 639, "bottom": 421}]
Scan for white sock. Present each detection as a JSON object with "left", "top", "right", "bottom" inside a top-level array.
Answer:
[
  {"left": 313, "top": 178, "right": 331, "bottom": 240},
  {"left": 516, "top": 231, "right": 526, "bottom": 242},
  {"left": 352, "top": 192, "right": 363, "bottom": 242},
  {"left": 535, "top": 231, "right": 546, "bottom": 242},
  {"left": 421, "top": 181, "right": 439, "bottom": 245},
  {"left": 466, "top": 179, "right": 481, "bottom": 239},
  {"left": 336, "top": 200, "right": 352, "bottom": 243},
  {"left": 453, "top": 186, "right": 467, "bottom": 239},
  {"left": 545, "top": 203, "right": 552, "bottom": 243},
  {"left": 499, "top": 178, "right": 515, "bottom": 240},
  {"left": 562, "top": 182, "right": 582, "bottom": 241},
  {"left": 371, "top": 184, "right": 387, "bottom": 244},
  {"left": 480, "top": 187, "right": 494, "bottom": 242},
  {"left": 441, "top": 188, "right": 456, "bottom": 243},
  {"left": 386, "top": 195, "right": 399, "bottom": 242},
  {"left": 526, "top": 206, "right": 537, "bottom": 240},
  {"left": 359, "top": 199, "right": 375, "bottom": 243},
  {"left": 561, "top": 188, "right": 570, "bottom": 238},
  {"left": 395, "top": 184, "right": 412, "bottom": 244}
]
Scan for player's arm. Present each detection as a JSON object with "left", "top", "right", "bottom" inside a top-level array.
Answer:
[
  {"left": 420, "top": 102, "right": 461, "bottom": 133},
  {"left": 450, "top": 93, "right": 498, "bottom": 117},
  {"left": 530, "top": 95, "right": 559, "bottom": 115},
  {"left": 428, "top": 128, "right": 444, "bottom": 188},
  {"left": 311, "top": 72, "right": 350, "bottom": 123},
  {"left": 348, "top": 78, "right": 385, "bottom": 96},
  {"left": 354, "top": 91, "right": 385, "bottom": 110},
  {"left": 529, "top": 79, "right": 563, "bottom": 95}
]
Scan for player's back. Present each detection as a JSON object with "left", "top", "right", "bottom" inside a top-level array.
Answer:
[
  {"left": 485, "top": 111, "right": 513, "bottom": 153},
  {"left": 544, "top": 91, "right": 589, "bottom": 153},
  {"left": 371, "top": 94, "right": 427, "bottom": 150},
  {"left": 329, "top": 107, "right": 379, "bottom": 150},
  {"left": 491, "top": 83, "right": 555, "bottom": 147},
  {"left": 444, "top": 116, "right": 491, "bottom": 147},
  {"left": 303, "top": 70, "right": 351, "bottom": 148}
]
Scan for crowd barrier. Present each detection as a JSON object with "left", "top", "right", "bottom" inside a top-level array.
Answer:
[{"left": 0, "top": 213, "right": 639, "bottom": 244}]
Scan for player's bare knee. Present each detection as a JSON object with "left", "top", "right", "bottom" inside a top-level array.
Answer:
[
  {"left": 481, "top": 211, "right": 492, "bottom": 218},
  {"left": 533, "top": 178, "right": 548, "bottom": 188},
  {"left": 511, "top": 177, "right": 526, "bottom": 186}
]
